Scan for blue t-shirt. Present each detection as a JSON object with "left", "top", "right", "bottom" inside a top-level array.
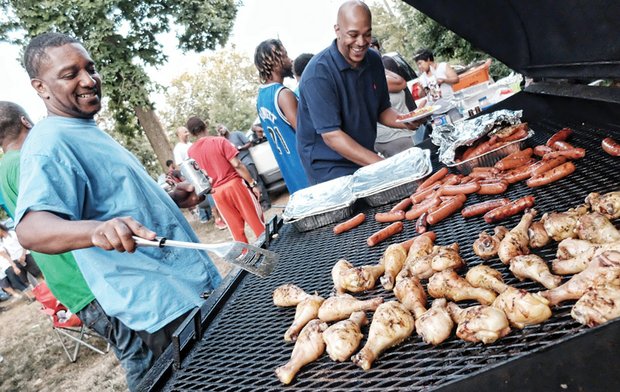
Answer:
[
  {"left": 15, "top": 116, "right": 222, "bottom": 333},
  {"left": 296, "top": 40, "right": 391, "bottom": 184},
  {"left": 227, "top": 131, "right": 253, "bottom": 166},
  {"left": 257, "top": 83, "right": 310, "bottom": 194}
]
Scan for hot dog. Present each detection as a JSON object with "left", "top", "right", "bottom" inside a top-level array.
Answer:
[
  {"left": 542, "top": 148, "right": 585, "bottom": 160},
  {"left": 490, "top": 128, "right": 529, "bottom": 144},
  {"left": 415, "top": 212, "right": 428, "bottom": 234},
  {"left": 390, "top": 197, "right": 413, "bottom": 212},
  {"left": 551, "top": 140, "right": 574, "bottom": 151},
  {"left": 405, "top": 196, "right": 442, "bottom": 220},
  {"left": 530, "top": 156, "right": 567, "bottom": 176},
  {"left": 533, "top": 145, "right": 553, "bottom": 157},
  {"left": 439, "top": 181, "right": 481, "bottom": 196},
  {"left": 477, "top": 179, "right": 509, "bottom": 195},
  {"left": 461, "top": 198, "right": 511, "bottom": 218},
  {"left": 367, "top": 221, "right": 404, "bottom": 247},
  {"left": 410, "top": 185, "right": 439, "bottom": 204},
  {"left": 494, "top": 148, "right": 533, "bottom": 171},
  {"left": 333, "top": 213, "right": 366, "bottom": 235},
  {"left": 375, "top": 210, "right": 406, "bottom": 223},
  {"left": 418, "top": 167, "right": 449, "bottom": 190},
  {"left": 426, "top": 197, "right": 465, "bottom": 225},
  {"left": 526, "top": 161, "right": 576, "bottom": 187},
  {"left": 501, "top": 159, "right": 536, "bottom": 184},
  {"left": 602, "top": 137, "right": 620, "bottom": 156},
  {"left": 483, "top": 196, "right": 535, "bottom": 223},
  {"left": 440, "top": 174, "right": 460, "bottom": 186},
  {"left": 546, "top": 128, "right": 573, "bottom": 147}
]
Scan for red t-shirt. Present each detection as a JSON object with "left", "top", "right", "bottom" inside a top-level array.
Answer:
[{"left": 188, "top": 136, "right": 239, "bottom": 188}]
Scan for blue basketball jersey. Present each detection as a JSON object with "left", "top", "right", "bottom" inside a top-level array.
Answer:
[{"left": 256, "top": 83, "right": 310, "bottom": 193}]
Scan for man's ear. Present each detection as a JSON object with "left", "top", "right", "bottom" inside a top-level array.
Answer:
[
  {"left": 334, "top": 24, "right": 340, "bottom": 36},
  {"left": 31, "top": 78, "right": 49, "bottom": 100},
  {"left": 20, "top": 116, "right": 33, "bottom": 129}
]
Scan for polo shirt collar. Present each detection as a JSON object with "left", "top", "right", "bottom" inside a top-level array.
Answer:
[{"left": 329, "top": 39, "right": 369, "bottom": 71}]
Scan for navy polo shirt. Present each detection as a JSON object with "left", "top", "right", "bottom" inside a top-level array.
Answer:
[{"left": 297, "top": 40, "right": 391, "bottom": 184}]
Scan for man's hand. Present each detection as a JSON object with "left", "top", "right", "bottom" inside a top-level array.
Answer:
[
  {"left": 168, "top": 181, "right": 204, "bottom": 208},
  {"left": 12, "top": 264, "right": 20, "bottom": 275},
  {"left": 251, "top": 186, "right": 261, "bottom": 200},
  {"left": 91, "top": 217, "right": 156, "bottom": 253}
]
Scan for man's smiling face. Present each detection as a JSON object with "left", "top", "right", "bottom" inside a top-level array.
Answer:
[{"left": 335, "top": 4, "right": 372, "bottom": 68}]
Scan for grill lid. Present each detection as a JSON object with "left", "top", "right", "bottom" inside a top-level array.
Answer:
[{"left": 403, "top": 0, "right": 620, "bottom": 79}]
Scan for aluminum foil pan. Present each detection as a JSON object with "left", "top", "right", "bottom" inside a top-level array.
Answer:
[
  {"left": 447, "top": 129, "right": 535, "bottom": 174},
  {"left": 351, "top": 147, "right": 432, "bottom": 207},
  {"left": 432, "top": 109, "right": 523, "bottom": 165},
  {"left": 283, "top": 175, "right": 356, "bottom": 232}
]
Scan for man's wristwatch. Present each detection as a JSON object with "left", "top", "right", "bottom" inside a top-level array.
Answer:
[{"left": 249, "top": 180, "right": 258, "bottom": 188}]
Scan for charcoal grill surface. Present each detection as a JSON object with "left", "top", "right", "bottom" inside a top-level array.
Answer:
[{"left": 158, "top": 118, "right": 619, "bottom": 391}]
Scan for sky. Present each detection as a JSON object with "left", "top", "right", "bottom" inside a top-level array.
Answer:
[{"left": 0, "top": 0, "right": 346, "bottom": 122}]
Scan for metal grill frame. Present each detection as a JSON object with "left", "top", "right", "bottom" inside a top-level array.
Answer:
[{"left": 138, "top": 93, "right": 620, "bottom": 392}]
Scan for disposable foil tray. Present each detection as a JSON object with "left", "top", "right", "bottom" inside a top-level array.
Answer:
[
  {"left": 351, "top": 147, "right": 432, "bottom": 207},
  {"left": 282, "top": 176, "right": 356, "bottom": 232},
  {"left": 447, "top": 129, "right": 534, "bottom": 174}
]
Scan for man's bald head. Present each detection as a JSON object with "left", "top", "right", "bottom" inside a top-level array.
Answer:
[
  {"left": 334, "top": 0, "right": 372, "bottom": 68},
  {"left": 176, "top": 126, "right": 190, "bottom": 142}
]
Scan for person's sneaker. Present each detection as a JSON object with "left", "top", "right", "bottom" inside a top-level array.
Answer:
[{"left": 214, "top": 219, "right": 227, "bottom": 230}]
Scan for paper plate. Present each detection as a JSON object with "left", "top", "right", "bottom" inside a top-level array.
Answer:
[{"left": 396, "top": 105, "right": 441, "bottom": 123}]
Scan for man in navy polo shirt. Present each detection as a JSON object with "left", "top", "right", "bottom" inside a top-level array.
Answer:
[{"left": 297, "top": 0, "right": 416, "bottom": 184}]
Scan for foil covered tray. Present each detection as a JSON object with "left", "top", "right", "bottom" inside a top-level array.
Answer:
[
  {"left": 282, "top": 176, "right": 356, "bottom": 232},
  {"left": 447, "top": 129, "right": 534, "bottom": 174},
  {"left": 351, "top": 147, "right": 432, "bottom": 207}
]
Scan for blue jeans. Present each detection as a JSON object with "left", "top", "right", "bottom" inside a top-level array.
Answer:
[{"left": 77, "top": 300, "right": 154, "bottom": 391}]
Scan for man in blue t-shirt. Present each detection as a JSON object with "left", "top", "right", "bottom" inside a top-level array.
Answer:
[
  {"left": 296, "top": 0, "right": 418, "bottom": 184},
  {"left": 16, "top": 32, "right": 222, "bottom": 385}
]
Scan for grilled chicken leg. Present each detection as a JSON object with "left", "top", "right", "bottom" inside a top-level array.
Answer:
[
  {"left": 465, "top": 265, "right": 508, "bottom": 294},
  {"left": 585, "top": 191, "right": 620, "bottom": 219},
  {"left": 284, "top": 294, "right": 325, "bottom": 342},
  {"left": 498, "top": 209, "right": 536, "bottom": 265},
  {"left": 541, "top": 204, "right": 588, "bottom": 242},
  {"left": 473, "top": 226, "right": 508, "bottom": 260},
  {"left": 528, "top": 220, "right": 551, "bottom": 249},
  {"left": 576, "top": 212, "right": 620, "bottom": 244},
  {"left": 380, "top": 244, "right": 407, "bottom": 290},
  {"left": 323, "top": 311, "right": 368, "bottom": 362},
  {"left": 431, "top": 243, "right": 465, "bottom": 272},
  {"left": 541, "top": 251, "right": 620, "bottom": 306},
  {"left": 332, "top": 259, "right": 384, "bottom": 294},
  {"left": 415, "top": 298, "right": 454, "bottom": 345},
  {"left": 428, "top": 270, "right": 497, "bottom": 305},
  {"left": 273, "top": 284, "right": 310, "bottom": 307},
  {"left": 276, "top": 319, "right": 328, "bottom": 384},
  {"left": 393, "top": 268, "right": 427, "bottom": 319},
  {"left": 571, "top": 285, "right": 620, "bottom": 327},
  {"left": 318, "top": 294, "right": 383, "bottom": 322},
  {"left": 447, "top": 302, "right": 511, "bottom": 344},
  {"left": 552, "top": 241, "right": 620, "bottom": 275},
  {"left": 509, "top": 254, "right": 562, "bottom": 289},
  {"left": 352, "top": 301, "right": 414, "bottom": 370}
]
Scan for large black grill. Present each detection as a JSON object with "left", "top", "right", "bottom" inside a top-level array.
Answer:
[{"left": 141, "top": 95, "right": 620, "bottom": 391}]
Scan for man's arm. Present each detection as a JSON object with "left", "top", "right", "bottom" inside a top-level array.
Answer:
[
  {"left": 278, "top": 88, "right": 299, "bottom": 130},
  {"left": 437, "top": 63, "right": 459, "bottom": 86},
  {"left": 16, "top": 211, "right": 156, "bottom": 254},
  {"left": 378, "top": 107, "right": 420, "bottom": 130},
  {"left": 385, "top": 70, "right": 407, "bottom": 93},
  {"left": 321, "top": 130, "right": 383, "bottom": 166},
  {"left": 229, "top": 156, "right": 261, "bottom": 199}
]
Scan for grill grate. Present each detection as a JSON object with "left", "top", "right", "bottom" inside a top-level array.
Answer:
[{"left": 163, "top": 120, "right": 619, "bottom": 391}]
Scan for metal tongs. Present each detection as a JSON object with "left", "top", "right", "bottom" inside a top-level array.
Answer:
[{"left": 133, "top": 236, "right": 279, "bottom": 278}]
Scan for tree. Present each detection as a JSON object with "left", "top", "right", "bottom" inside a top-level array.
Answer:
[
  {"left": 370, "top": 0, "right": 513, "bottom": 79},
  {"left": 0, "top": 0, "right": 239, "bottom": 170},
  {"left": 161, "top": 46, "right": 259, "bottom": 138}
]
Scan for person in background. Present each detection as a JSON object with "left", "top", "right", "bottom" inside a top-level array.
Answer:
[
  {"left": 292, "top": 53, "right": 313, "bottom": 97},
  {"left": 173, "top": 126, "right": 192, "bottom": 165},
  {"left": 296, "top": 0, "right": 417, "bottom": 184},
  {"left": 0, "top": 248, "right": 34, "bottom": 301},
  {"left": 165, "top": 159, "right": 183, "bottom": 185},
  {"left": 0, "top": 223, "right": 42, "bottom": 280},
  {"left": 15, "top": 33, "right": 222, "bottom": 387},
  {"left": 250, "top": 123, "right": 268, "bottom": 145},
  {"left": 216, "top": 124, "right": 271, "bottom": 211},
  {"left": 414, "top": 48, "right": 459, "bottom": 104},
  {"left": 254, "top": 39, "right": 310, "bottom": 194},
  {"left": 187, "top": 116, "right": 265, "bottom": 243}
]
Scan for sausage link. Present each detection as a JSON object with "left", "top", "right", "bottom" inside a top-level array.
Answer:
[
  {"left": 602, "top": 137, "right": 620, "bottom": 156},
  {"left": 439, "top": 181, "right": 481, "bottom": 196},
  {"left": 551, "top": 140, "right": 574, "bottom": 151},
  {"left": 494, "top": 148, "right": 533, "bottom": 171},
  {"left": 501, "top": 159, "right": 536, "bottom": 184},
  {"left": 483, "top": 196, "right": 535, "bottom": 223},
  {"left": 530, "top": 156, "right": 567, "bottom": 176},
  {"left": 410, "top": 183, "right": 440, "bottom": 203},
  {"left": 461, "top": 198, "right": 511, "bottom": 218},
  {"left": 390, "top": 197, "right": 413, "bottom": 212},
  {"left": 375, "top": 210, "right": 406, "bottom": 223},
  {"left": 333, "top": 213, "right": 365, "bottom": 235},
  {"left": 533, "top": 145, "right": 553, "bottom": 157},
  {"left": 542, "top": 148, "right": 585, "bottom": 161},
  {"left": 546, "top": 128, "right": 573, "bottom": 147},
  {"left": 367, "top": 221, "right": 404, "bottom": 247},
  {"left": 477, "top": 180, "right": 509, "bottom": 195},
  {"left": 415, "top": 212, "right": 428, "bottom": 234},
  {"left": 426, "top": 198, "right": 465, "bottom": 225},
  {"left": 405, "top": 196, "right": 442, "bottom": 220},
  {"left": 526, "top": 161, "right": 576, "bottom": 187},
  {"left": 418, "top": 167, "right": 449, "bottom": 190}
]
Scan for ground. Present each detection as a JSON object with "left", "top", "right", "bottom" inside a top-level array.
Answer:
[{"left": 0, "top": 192, "right": 289, "bottom": 392}]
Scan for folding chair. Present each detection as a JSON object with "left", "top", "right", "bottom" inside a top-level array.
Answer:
[{"left": 32, "top": 281, "right": 110, "bottom": 362}]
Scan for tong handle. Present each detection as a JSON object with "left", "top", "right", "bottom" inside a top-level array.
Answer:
[{"left": 133, "top": 236, "right": 167, "bottom": 248}]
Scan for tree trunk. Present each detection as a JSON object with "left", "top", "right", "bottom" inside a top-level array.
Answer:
[{"left": 134, "top": 106, "right": 173, "bottom": 171}]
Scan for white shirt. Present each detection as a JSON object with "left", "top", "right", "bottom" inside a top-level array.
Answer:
[
  {"left": 1, "top": 231, "right": 24, "bottom": 260},
  {"left": 0, "top": 254, "right": 11, "bottom": 279},
  {"left": 173, "top": 142, "right": 192, "bottom": 164},
  {"left": 418, "top": 62, "right": 454, "bottom": 102}
]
